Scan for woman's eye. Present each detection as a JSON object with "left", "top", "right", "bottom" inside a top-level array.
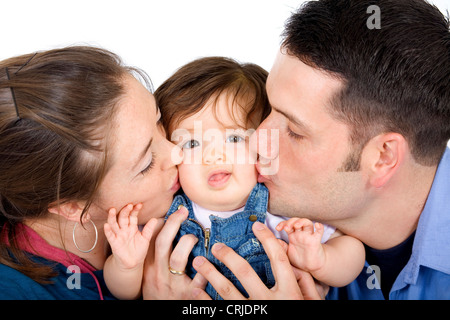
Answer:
[
  {"left": 182, "top": 139, "right": 200, "bottom": 149},
  {"left": 141, "top": 153, "right": 156, "bottom": 175},
  {"left": 226, "top": 135, "right": 244, "bottom": 143},
  {"left": 287, "top": 127, "right": 304, "bottom": 140}
]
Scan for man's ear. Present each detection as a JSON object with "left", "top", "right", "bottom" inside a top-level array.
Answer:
[
  {"left": 363, "top": 133, "right": 407, "bottom": 188},
  {"left": 48, "top": 201, "right": 87, "bottom": 222}
]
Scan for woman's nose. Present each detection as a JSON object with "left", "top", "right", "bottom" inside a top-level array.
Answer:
[
  {"left": 170, "top": 143, "right": 184, "bottom": 166},
  {"left": 161, "top": 137, "right": 183, "bottom": 170}
]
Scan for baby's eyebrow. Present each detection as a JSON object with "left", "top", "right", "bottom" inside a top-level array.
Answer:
[
  {"left": 171, "top": 128, "right": 194, "bottom": 137},
  {"left": 223, "top": 124, "right": 247, "bottom": 130},
  {"left": 170, "top": 124, "right": 248, "bottom": 139},
  {"left": 169, "top": 128, "right": 194, "bottom": 144}
]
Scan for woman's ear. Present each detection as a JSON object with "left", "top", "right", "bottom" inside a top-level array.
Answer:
[
  {"left": 48, "top": 201, "right": 87, "bottom": 222},
  {"left": 363, "top": 133, "right": 407, "bottom": 188}
]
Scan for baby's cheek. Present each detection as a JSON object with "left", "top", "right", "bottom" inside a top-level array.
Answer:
[
  {"left": 234, "top": 163, "right": 259, "bottom": 183},
  {"left": 177, "top": 163, "right": 207, "bottom": 196},
  {"left": 177, "top": 164, "right": 193, "bottom": 188}
]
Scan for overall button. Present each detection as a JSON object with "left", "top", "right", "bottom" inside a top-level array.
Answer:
[{"left": 249, "top": 214, "right": 257, "bottom": 222}]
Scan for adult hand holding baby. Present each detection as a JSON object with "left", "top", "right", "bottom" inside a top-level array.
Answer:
[
  {"left": 191, "top": 221, "right": 323, "bottom": 300},
  {"left": 142, "top": 205, "right": 208, "bottom": 299}
]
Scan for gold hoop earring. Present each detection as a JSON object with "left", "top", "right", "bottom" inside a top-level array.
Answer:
[{"left": 72, "top": 220, "right": 98, "bottom": 253}]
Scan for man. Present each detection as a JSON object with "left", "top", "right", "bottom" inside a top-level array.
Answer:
[{"left": 192, "top": 0, "right": 450, "bottom": 299}]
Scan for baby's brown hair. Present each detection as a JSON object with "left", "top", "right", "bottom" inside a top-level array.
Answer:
[{"left": 154, "top": 56, "right": 271, "bottom": 136}]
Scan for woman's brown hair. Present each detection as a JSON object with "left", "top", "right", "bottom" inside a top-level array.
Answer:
[
  {"left": 154, "top": 56, "right": 271, "bottom": 136},
  {"left": 0, "top": 46, "right": 148, "bottom": 282}
]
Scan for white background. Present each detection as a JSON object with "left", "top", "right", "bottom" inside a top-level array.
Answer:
[
  {"left": 2, "top": 0, "right": 449, "bottom": 147},
  {"left": 1, "top": 0, "right": 305, "bottom": 88}
]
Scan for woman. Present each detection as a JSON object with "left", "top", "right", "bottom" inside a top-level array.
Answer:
[
  {"left": 0, "top": 46, "right": 192, "bottom": 299},
  {"left": 0, "top": 46, "right": 319, "bottom": 300}
]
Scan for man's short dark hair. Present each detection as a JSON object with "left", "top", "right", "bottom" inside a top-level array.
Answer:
[{"left": 282, "top": 0, "right": 450, "bottom": 166}]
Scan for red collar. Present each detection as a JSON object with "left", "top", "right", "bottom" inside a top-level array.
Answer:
[
  {"left": 14, "top": 223, "right": 97, "bottom": 274},
  {"left": 1, "top": 223, "right": 105, "bottom": 300}
]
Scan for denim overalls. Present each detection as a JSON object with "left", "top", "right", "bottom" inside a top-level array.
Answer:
[{"left": 165, "top": 183, "right": 275, "bottom": 299}]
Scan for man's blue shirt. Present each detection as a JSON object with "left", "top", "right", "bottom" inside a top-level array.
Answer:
[{"left": 327, "top": 147, "right": 450, "bottom": 299}]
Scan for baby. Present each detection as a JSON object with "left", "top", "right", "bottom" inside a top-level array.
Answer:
[{"left": 103, "top": 57, "right": 365, "bottom": 300}]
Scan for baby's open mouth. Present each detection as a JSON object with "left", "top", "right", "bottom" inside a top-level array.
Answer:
[{"left": 208, "top": 171, "right": 231, "bottom": 187}]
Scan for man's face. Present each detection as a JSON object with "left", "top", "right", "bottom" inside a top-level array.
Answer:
[{"left": 253, "top": 51, "right": 368, "bottom": 224}]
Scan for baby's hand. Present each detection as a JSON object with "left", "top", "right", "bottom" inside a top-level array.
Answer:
[
  {"left": 104, "top": 203, "right": 153, "bottom": 271},
  {"left": 276, "top": 218, "right": 326, "bottom": 272}
]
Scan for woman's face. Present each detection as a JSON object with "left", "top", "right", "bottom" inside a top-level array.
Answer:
[{"left": 92, "top": 75, "right": 181, "bottom": 224}]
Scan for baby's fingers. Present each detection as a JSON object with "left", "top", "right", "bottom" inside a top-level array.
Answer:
[
  {"left": 293, "top": 218, "right": 315, "bottom": 234},
  {"left": 141, "top": 218, "right": 158, "bottom": 242},
  {"left": 106, "top": 208, "right": 120, "bottom": 235},
  {"left": 276, "top": 221, "right": 287, "bottom": 232},
  {"left": 129, "top": 203, "right": 143, "bottom": 227},
  {"left": 313, "top": 222, "right": 325, "bottom": 240},
  {"left": 118, "top": 204, "right": 134, "bottom": 228},
  {"left": 103, "top": 222, "right": 114, "bottom": 243},
  {"left": 276, "top": 218, "right": 300, "bottom": 233}
]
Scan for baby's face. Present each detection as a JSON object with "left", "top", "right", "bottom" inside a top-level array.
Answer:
[{"left": 170, "top": 94, "right": 258, "bottom": 211}]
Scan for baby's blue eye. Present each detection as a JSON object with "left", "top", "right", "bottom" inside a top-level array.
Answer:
[
  {"left": 182, "top": 139, "right": 200, "bottom": 149},
  {"left": 226, "top": 135, "right": 244, "bottom": 143}
]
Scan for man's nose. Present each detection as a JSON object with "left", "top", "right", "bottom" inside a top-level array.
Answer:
[{"left": 251, "top": 120, "right": 279, "bottom": 162}]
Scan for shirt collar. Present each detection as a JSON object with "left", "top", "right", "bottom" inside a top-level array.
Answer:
[
  {"left": 404, "top": 147, "right": 450, "bottom": 283},
  {"left": 192, "top": 201, "right": 245, "bottom": 229}
]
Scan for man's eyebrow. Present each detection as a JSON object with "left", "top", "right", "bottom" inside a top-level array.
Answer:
[
  {"left": 271, "top": 105, "right": 311, "bottom": 134},
  {"left": 133, "top": 137, "right": 153, "bottom": 170}
]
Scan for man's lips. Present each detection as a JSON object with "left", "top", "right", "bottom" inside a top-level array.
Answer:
[
  {"left": 256, "top": 161, "right": 271, "bottom": 183},
  {"left": 207, "top": 170, "right": 231, "bottom": 187}
]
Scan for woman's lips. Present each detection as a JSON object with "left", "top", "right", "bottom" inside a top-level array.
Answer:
[
  {"left": 170, "top": 172, "right": 180, "bottom": 192},
  {"left": 207, "top": 170, "right": 231, "bottom": 188}
]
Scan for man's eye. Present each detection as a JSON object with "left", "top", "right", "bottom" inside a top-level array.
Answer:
[
  {"left": 226, "top": 135, "right": 244, "bottom": 143},
  {"left": 182, "top": 139, "right": 200, "bottom": 149}
]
